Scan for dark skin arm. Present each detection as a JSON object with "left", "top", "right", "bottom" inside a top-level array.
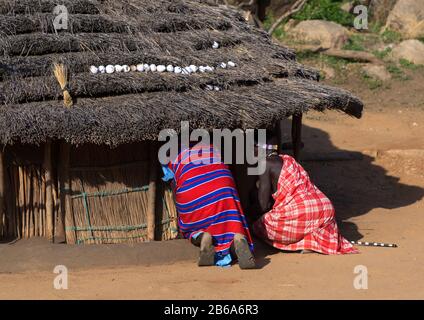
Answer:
[{"left": 257, "top": 155, "right": 283, "bottom": 214}]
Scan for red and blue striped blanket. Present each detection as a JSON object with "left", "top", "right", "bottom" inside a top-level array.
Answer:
[{"left": 169, "top": 144, "right": 253, "bottom": 261}]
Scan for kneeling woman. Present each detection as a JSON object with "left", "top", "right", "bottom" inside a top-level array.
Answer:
[
  {"left": 162, "top": 144, "right": 255, "bottom": 269},
  {"left": 252, "top": 144, "right": 357, "bottom": 255}
]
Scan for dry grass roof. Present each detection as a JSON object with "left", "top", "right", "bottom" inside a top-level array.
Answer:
[{"left": 0, "top": 0, "right": 363, "bottom": 146}]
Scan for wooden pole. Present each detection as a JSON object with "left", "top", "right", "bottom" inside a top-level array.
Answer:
[
  {"left": 54, "top": 142, "right": 67, "bottom": 243},
  {"left": 291, "top": 114, "right": 303, "bottom": 161},
  {"left": 44, "top": 141, "right": 54, "bottom": 242},
  {"left": 146, "top": 142, "right": 157, "bottom": 241},
  {"left": 59, "top": 142, "right": 75, "bottom": 244},
  {"left": 18, "top": 166, "right": 25, "bottom": 238},
  {"left": 271, "top": 121, "right": 283, "bottom": 152},
  {"left": 0, "top": 151, "right": 5, "bottom": 239}
]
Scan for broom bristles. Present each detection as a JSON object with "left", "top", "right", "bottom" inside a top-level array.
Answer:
[{"left": 53, "top": 63, "right": 73, "bottom": 108}]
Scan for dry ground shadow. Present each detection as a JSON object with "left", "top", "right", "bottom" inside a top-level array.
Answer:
[{"left": 275, "top": 119, "right": 424, "bottom": 243}]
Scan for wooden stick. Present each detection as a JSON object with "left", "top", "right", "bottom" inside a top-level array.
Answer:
[
  {"left": 59, "top": 142, "right": 75, "bottom": 244},
  {"left": 44, "top": 141, "right": 54, "bottom": 242},
  {"left": 292, "top": 114, "right": 303, "bottom": 161},
  {"left": 27, "top": 167, "right": 34, "bottom": 237},
  {"left": 13, "top": 165, "right": 22, "bottom": 238},
  {"left": 268, "top": 0, "right": 307, "bottom": 36},
  {"left": 18, "top": 166, "right": 24, "bottom": 238},
  {"left": 146, "top": 143, "right": 157, "bottom": 241},
  {"left": 0, "top": 151, "right": 5, "bottom": 239},
  {"left": 52, "top": 174, "right": 60, "bottom": 241},
  {"left": 33, "top": 167, "right": 39, "bottom": 237}
]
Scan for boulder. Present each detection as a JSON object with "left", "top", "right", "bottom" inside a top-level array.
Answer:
[
  {"left": 385, "top": 0, "right": 424, "bottom": 39},
  {"left": 361, "top": 64, "right": 392, "bottom": 81},
  {"left": 290, "top": 20, "right": 349, "bottom": 49},
  {"left": 392, "top": 39, "right": 424, "bottom": 65}
]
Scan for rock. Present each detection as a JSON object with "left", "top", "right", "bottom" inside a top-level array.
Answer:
[
  {"left": 290, "top": 20, "right": 349, "bottom": 49},
  {"left": 361, "top": 64, "right": 392, "bottom": 81},
  {"left": 369, "top": 0, "right": 397, "bottom": 25},
  {"left": 385, "top": 0, "right": 424, "bottom": 39},
  {"left": 392, "top": 40, "right": 424, "bottom": 65}
]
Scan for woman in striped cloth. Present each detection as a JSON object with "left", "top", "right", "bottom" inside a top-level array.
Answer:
[
  {"left": 252, "top": 143, "right": 358, "bottom": 255},
  {"left": 162, "top": 144, "right": 256, "bottom": 269}
]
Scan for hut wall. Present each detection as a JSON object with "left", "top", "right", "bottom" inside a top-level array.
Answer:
[
  {"left": 0, "top": 142, "right": 178, "bottom": 244},
  {"left": 1, "top": 144, "right": 55, "bottom": 239},
  {"left": 64, "top": 142, "right": 178, "bottom": 244}
]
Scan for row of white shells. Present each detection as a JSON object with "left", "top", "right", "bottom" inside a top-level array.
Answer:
[{"left": 89, "top": 61, "right": 236, "bottom": 75}]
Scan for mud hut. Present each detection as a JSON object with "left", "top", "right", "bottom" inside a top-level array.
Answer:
[{"left": 0, "top": 0, "right": 363, "bottom": 244}]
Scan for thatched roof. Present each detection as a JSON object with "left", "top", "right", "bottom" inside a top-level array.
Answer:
[{"left": 0, "top": 0, "right": 363, "bottom": 147}]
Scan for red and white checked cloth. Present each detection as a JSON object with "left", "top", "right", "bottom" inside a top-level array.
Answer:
[{"left": 253, "top": 155, "right": 358, "bottom": 255}]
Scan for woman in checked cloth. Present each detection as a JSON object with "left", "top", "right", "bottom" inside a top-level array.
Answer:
[
  {"left": 162, "top": 143, "right": 256, "bottom": 269},
  {"left": 251, "top": 142, "right": 358, "bottom": 255}
]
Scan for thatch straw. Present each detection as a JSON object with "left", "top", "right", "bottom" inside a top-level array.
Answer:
[
  {"left": 0, "top": 79, "right": 362, "bottom": 147},
  {"left": 0, "top": 0, "right": 100, "bottom": 15},
  {"left": 0, "top": 13, "right": 134, "bottom": 36},
  {"left": 0, "top": 0, "right": 363, "bottom": 148},
  {"left": 53, "top": 63, "right": 73, "bottom": 108}
]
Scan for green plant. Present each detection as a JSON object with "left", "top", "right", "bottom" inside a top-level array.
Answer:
[
  {"left": 372, "top": 47, "right": 392, "bottom": 59},
  {"left": 293, "top": 0, "right": 354, "bottom": 27},
  {"left": 362, "top": 75, "right": 383, "bottom": 90},
  {"left": 273, "top": 27, "right": 286, "bottom": 39},
  {"left": 399, "top": 58, "right": 418, "bottom": 70},
  {"left": 322, "top": 55, "right": 348, "bottom": 69},
  {"left": 295, "top": 50, "right": 318, "bottom": 61},
  {"left": 263, "top": 13, "right": 287, "bottom": 39},
  {"left": 369, "top": 22, "right": 383, "bottom": 34},
  {"left": 263, "top": 13, "right": 274, "bottom": 31},
  {"left": 343, "top": 34, "right": 366, "bottom": 51},
  {"left": 381, "top": 29, "right": 402, "bottom": 44},
  {"left": 386, "top": 63, "right": 411, "bottom": 80}
]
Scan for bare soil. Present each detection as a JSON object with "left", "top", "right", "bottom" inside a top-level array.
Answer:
[{"left": 0, "top": 73, "right": 423, "bottom": 300}]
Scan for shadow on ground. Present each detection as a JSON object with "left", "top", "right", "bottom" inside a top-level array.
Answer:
[{"left": 278, "top": 119, "right": 424, "bottom": 241}]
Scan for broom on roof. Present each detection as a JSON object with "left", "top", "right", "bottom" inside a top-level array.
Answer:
[{"left": 53, "top": 63, "right": 73, "bottom": 108}]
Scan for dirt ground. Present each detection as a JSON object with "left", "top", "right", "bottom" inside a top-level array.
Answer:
[{"left": 0, "top": 73, "right": 423, "bottom": 300}]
